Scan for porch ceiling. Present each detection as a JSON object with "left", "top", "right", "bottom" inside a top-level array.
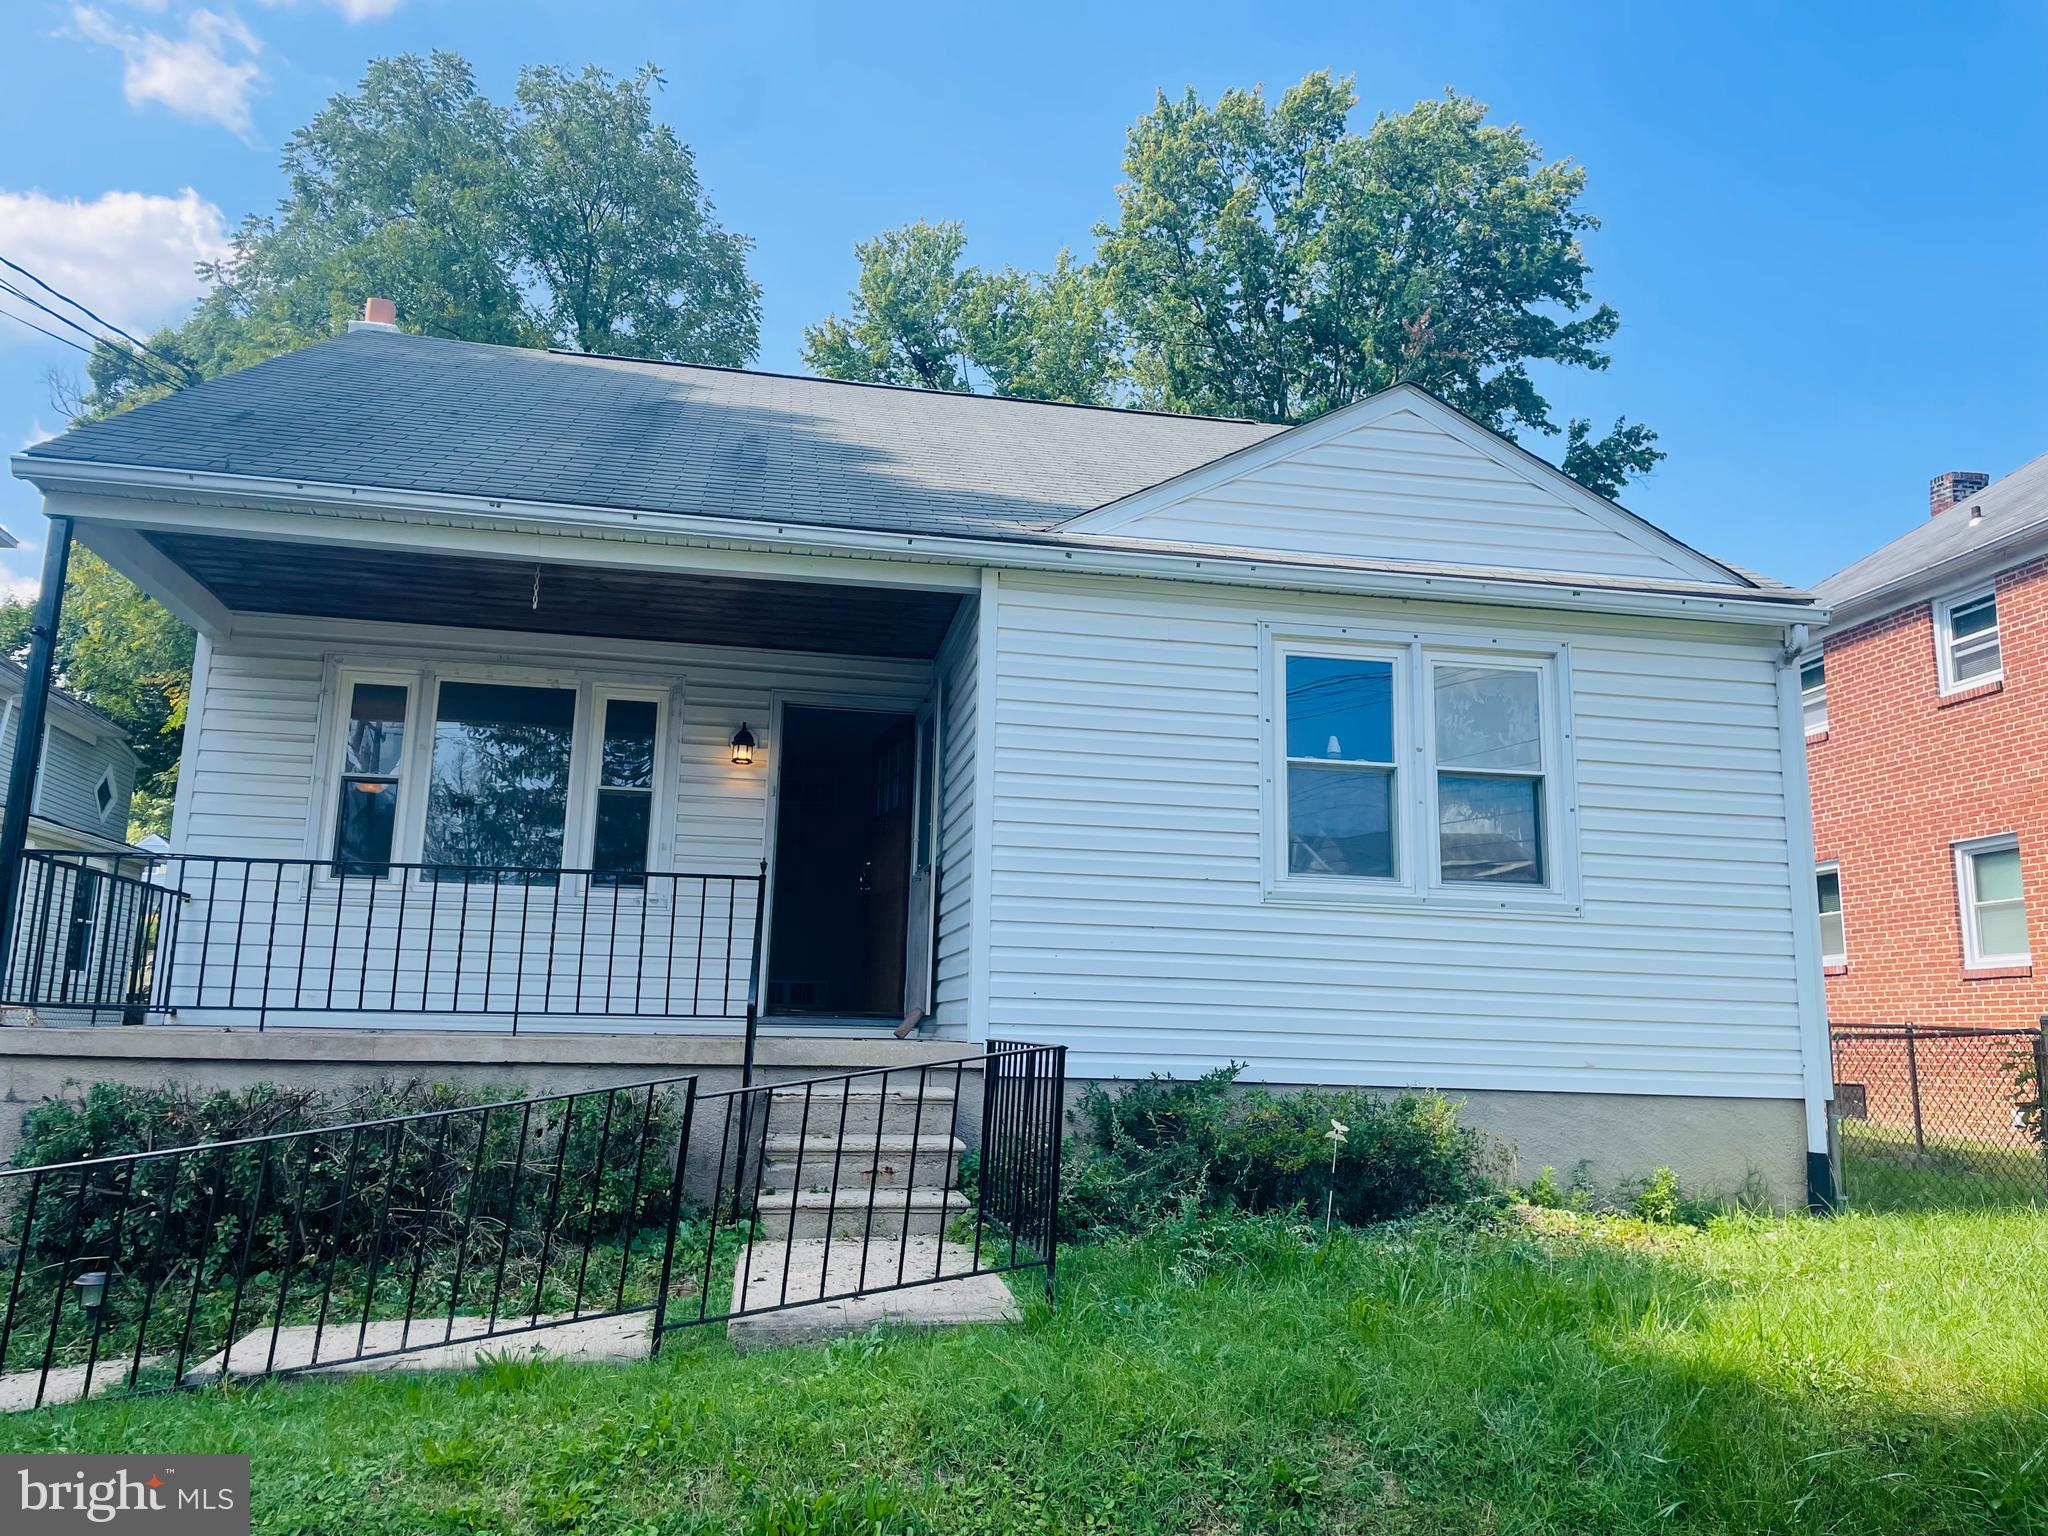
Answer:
[{"left": 144, "top": 531, "right": 966, "bottom": 659}]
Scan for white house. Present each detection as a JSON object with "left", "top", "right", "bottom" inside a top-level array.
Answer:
[{"left": 0, "top": 315, "right": 1832, "bottom": 1203}]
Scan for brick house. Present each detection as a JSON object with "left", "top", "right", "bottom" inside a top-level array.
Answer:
[{"left": 1808, "top": 459, "right": 2048, "bottom": 1047}]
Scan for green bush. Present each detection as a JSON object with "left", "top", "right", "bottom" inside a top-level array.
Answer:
[
  {"left": 1060, "top": 1066, "right": 1500, "bottom": 1238},
  {"left": 7, "top": 1077, "right": 687, "bottom": 1280}
]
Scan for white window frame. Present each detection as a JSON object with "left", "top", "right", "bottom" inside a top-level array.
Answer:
[
  {"left": 1273, "top": 638, "right": 1413, "bottom": 892},
  {"left": 1934, "top": 585, "right": 2002, "bottom": 696},
  {"left": 309, "top": 658, "right": 681, "bottom": 890},
  {"left": 1954, "top": 833, "right": 2030, "bottom": 968},
  {"left": 1800, "top": 652, "right": 1827, "bottom": 735},
  {"left": 93, "top": 766, "right": 117, "bottom": 821},
  {"left": 1262, "top": 623, "right": 1580, "bottom": 914},
  {"left": 314, "top": 666, "right": 423, "bottom": 883},
  {"left": 1815, "top": 861, "right": 1846, "bottom": 965},
  {"left": 577, "top": 684, "right": 674, "bottom": 886},
  {"left": 1423, "top": 649, "right": 1561, "bottom": 896}
]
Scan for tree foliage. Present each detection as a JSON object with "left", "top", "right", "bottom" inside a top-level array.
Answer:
[
  {"left": 0, "top": 548, "right": 195, "bottom": 837},
  {"left": 808, "top": 75, "right": 1661, "bottom": 495},
  {"left": 802, "top": 222, "right": 1118, "bottom": 405},
  {"left": 78, "top": 53, "right": 760, "bottom": 421}
]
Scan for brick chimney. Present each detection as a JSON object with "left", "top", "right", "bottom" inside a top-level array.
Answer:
[
  {"left": 1930, "top": 470, "right": 1990, "bottom": 517},
  {"left": 347, "top": 297, "right": 398, "bottom": 334}
]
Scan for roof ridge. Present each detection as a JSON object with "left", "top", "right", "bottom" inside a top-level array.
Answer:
[{"left": 523, "top": 339, "right": 1274, "bottom": 427}]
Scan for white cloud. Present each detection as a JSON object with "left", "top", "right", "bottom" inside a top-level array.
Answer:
[
  {"left": 258, "top": 0, "right": 406, "bottom": 19},
  {"left": 20, "top": 420, "right": 57, "bottom": 450},
  {"left": 69, "top": 6, "right": 263, "bottom": 135},
  {"left": 0, "top": 571, "right": 39, "bottom": 604},
  {"left": 0, "top": 188, "right": 230, "bottom": 348}
]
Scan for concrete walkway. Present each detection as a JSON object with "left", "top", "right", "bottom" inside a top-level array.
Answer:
[
  {"left": 182, "top": 1312, "right": 652, "bottom": 1384},
  {"left": 727, "top": 1238, "right": 1020, "bottom": 1350}
]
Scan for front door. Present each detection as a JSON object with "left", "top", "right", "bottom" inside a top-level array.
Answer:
[{"left": 765, "top": 705, "right": 914, "bottom": 1016}]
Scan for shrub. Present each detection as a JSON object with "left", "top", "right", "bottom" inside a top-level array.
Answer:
[
  {"left": 7, "top": 1077, "right": 687, "bottom": 1279},
  {"left": 1060, "top": 1066, "right": 1499, "bottom": 1238}
]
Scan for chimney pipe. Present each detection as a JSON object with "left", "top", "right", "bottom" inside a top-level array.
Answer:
[
  {"left": 348, "top": 297, "right": 398, "bottom": 334},
  {"left": 1930, "top": 470, "right": 1990, "bottom": 518}
]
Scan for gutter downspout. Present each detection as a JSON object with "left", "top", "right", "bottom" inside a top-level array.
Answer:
[
  {"left": 0, "top": 517, "right": 73, "bottom": 988},
  {"left": 1777, "top": 621, "right": 1838, "bottom": 1211}
]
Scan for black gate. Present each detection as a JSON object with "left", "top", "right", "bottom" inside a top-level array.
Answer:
[{"left": 0, "top": 1044, "right": 1066, "bottom": 1409}]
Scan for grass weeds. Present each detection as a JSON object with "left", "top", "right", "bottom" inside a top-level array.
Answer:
[{"left": 2, "top": 1206, "right": 2043, "bottom": 1534}]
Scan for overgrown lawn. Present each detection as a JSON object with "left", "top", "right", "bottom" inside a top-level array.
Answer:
[{"left": 3, "top": 1207, "right": 2043, "bottom": 1534}]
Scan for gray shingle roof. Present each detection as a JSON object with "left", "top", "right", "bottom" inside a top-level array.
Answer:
[
  {"left": 21, "top": 329, "right": 1282, "bottom": 537},
  {"left": 1815, "top": 449, "right": 2048, "bottom": 612}
]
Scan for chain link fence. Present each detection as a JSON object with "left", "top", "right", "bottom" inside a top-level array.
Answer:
[{"left": 1829, "top": 1023, "right": 2048, "bottom": 1211}]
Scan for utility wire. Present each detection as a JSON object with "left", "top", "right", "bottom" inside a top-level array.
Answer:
[
  {"left": 0, "top": 277, "right": 190, "bottom": 394},
  {"left": 0, "top": 303, "right": 94, "bottom": 356},
  {"left": 0, "top": 252, "right": 199, "bottom": 385}
]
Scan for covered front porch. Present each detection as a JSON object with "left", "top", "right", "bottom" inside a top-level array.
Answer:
[{"left": 0, "top": 497, "right": 986, "bottom": 1047}]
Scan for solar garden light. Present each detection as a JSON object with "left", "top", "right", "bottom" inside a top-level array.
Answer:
[
  {"left": 72, "top": 1267, "right": 110, "bottom": 1314},
  {"left": 1323, "top": 1119, "right": 1348, "bottom": 1238}
]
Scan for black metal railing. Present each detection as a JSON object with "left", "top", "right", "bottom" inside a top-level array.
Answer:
[
  {"left": 2, "top": 851, "right": 765, "bottom": 1030},
  {"left": 660, "top": 1040, "right": 1067, "bottom": 1338},
  {"left": 0, "top": 1076, "right": 700, "bottom": 1409},
  {"left": 1830, "top": 1022, "right": 2048, "bottom": 1210},
  {"left": 0, "top": 1043, "right": 1067, "bottom": 1405}
]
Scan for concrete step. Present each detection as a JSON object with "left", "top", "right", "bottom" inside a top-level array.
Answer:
[
  {"left": 767, "top": 1081, "right": 960, "bottom": 1137},
  {"left": 752, "top": 1184, "right": 969, "bottom": 1240},
  {"left": 762, "top": 1132, "right": 964, "bottom": 1193}
]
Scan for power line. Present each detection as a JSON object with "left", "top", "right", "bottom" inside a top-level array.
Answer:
[
  {"left": 0, "top": 277, "right": 190, "bottom": 394},
  {"left": 0, "top": 303, "right": 94, "bottom": 356},
  {"left": 0, "top": 252, "right": 199, "bottom": 386}
]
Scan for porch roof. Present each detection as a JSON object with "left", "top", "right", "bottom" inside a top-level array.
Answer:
[{"left": 147, "top": 531, "right": 966, "bottom": 659}]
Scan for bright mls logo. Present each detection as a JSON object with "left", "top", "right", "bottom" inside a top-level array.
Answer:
[{"left": 2, "top": 1455, "right": 248, "bottom": 1534}]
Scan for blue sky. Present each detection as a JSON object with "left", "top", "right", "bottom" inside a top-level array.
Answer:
[{"left": 2, "top": 1, "right": 2044, "bottom": 596}]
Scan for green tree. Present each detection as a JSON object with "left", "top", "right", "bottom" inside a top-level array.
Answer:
[
  {"left": 809, "top": 75, "right": 1659, "bottom": 494},
  {"left": 1102, "top": 76, "right": 1657, "bottom": 491},
  {"left": 79, "top": 52, "right": 759, "bottom": 421},
  {"left": 803, "top": 222, "right": 1119, "bottom": 405},
  {"left": 0, "top": 549, "right": 195, "bottom": 839}
]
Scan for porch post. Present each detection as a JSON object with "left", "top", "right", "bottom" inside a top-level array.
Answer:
[{"left": 0, "top": 515, "right": 74, "bottom": 984}]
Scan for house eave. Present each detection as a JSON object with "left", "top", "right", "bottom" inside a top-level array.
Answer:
[
  {"left": 12, "top": 453, "right": 1824, "bottom": 627},
  {"left": 1817, "top": 521, "right": 2048, "bottom": 637}
]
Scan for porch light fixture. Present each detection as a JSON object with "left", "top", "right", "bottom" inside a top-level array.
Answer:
[
  {"left": 72, "top": 1269, "right": 109, "bottom": 1314},
  {"left": 729, "top": 722, "right": 757, "bottom": 767}
]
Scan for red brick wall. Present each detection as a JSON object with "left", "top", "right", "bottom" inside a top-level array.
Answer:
[{"left": 1811, "top": 556, "right": 2048, "bottom": 1030}]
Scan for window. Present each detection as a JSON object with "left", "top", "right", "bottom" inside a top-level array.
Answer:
[
  {"left": 1283, "top": 653, "right": 1398, "bottom": 880},
  {"left": 1937, "top": 589, "right": 2002, "bottom": 693},
  {"left": 1956, "top": 835, "right": 2030, "bottom": 968},
  {"left": 331, "top": 680, "right": 409, "bottom": 876},
  {"left": 590, "top": 695, "right": 659, "bottom": 884},
  {"left": 63, "top": 867, "right": 98, "bottom": 974},
  {"left": 1816, "top": 863, "right": 1845, "bottom": 964},
  {"left": 1431, "top": 662, "right": 1546, "bottom": 886},
  {"left": 424, "top": 682, "right": 576, "bottom": 881},
  {"left": 1800, "top": 655, "right": 1827, "bottom": 735},
  {"left": 94, "top": 769, "right": 115, "bottom": 818}
]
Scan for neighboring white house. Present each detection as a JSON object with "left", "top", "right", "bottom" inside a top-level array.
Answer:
[
  {"left": 1, "top": 318, "right": 1833, "bottom": 1202},
  {"left": 0, "top": 655, "right": 142, "bottom": 856}
]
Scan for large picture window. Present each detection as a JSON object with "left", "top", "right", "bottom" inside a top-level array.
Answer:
[
  {"left": 1283, "top": 654, "right": 1398, "bottom": 880},
  {"left": 423, "top": 682, "right": 577, "bottom": 881}
]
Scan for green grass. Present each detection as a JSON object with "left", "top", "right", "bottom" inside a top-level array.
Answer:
[
  {"left": 1840, "top": 1119, "right": 2048, "bottom": 1212},
  {"left": 3, "top": 1207, "right": 2045, "bottom": 1534}
]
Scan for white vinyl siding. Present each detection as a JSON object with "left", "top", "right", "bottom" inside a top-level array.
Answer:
[
  {"left": 172, "top": 615, "right": 936, "bottom": 1027},
  {"left": 987, "top": 571, "right": 1806, "bottom": 1098},
  {"left": 930, "top": 603, "right": 978, "bottom": 1034},
  {"left": 1095, "top": 406, "right": 1716, "bottom": 582}
]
